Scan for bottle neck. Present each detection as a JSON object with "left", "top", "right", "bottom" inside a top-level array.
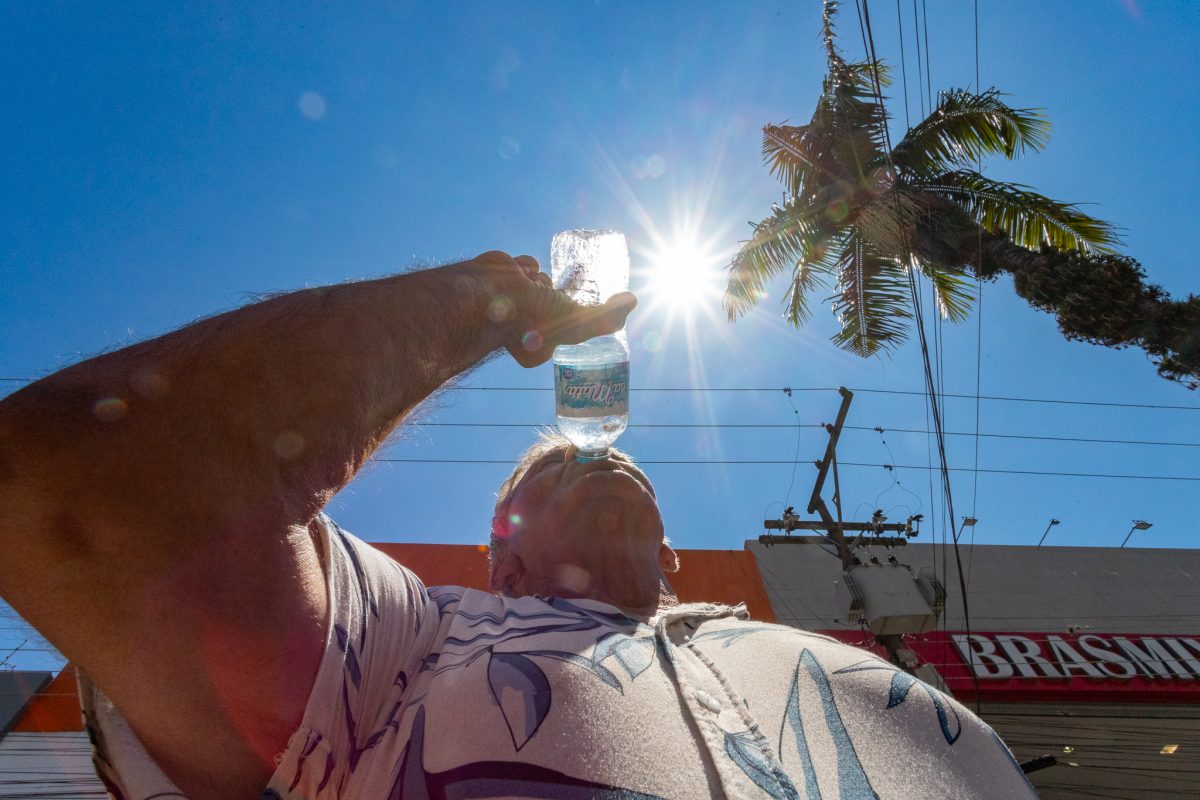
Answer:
[{"left": 552, "top": 328, "right": 628, "bottom": 361}]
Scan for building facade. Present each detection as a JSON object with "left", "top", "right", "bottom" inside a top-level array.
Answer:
[{"left": 2, "top": 540, "right": 1197, "bottom": 797}]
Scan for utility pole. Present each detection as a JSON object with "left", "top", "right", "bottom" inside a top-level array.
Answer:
[
  {"left": 761, "top": 387, "right": 918, "bottom": 560},
  {"left": 807, "top": 386, "right": 855, "bottom": 569},
  {"left": 760, "top": 387, "right": 942, "bottom": 686}
]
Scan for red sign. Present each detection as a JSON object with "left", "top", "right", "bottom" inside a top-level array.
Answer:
[{"left": 817, "top": 630, "right": 1200, "bottom": 703}]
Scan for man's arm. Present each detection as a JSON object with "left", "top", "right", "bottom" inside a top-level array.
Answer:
[{"left": 0, "top": 251, "right": 632, "bottom": 798}]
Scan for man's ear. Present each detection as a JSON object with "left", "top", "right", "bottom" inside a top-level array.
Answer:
[
  {"left": 489, "top": 550, "right": 526, "bottom": 594},
  {"left": 658, "top": 542, "right": 679, "bottom": 574}
]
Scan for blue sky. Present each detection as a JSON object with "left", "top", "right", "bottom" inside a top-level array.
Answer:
[{"left": 2, "top": 2, "right": 1198, "bottom": 667}]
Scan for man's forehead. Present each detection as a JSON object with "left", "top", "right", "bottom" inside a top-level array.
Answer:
[{"left": 521, "top": 448, "right": 655, "bottom": 497}]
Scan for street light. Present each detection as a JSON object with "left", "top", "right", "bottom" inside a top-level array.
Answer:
[
  {"left": 1120, "top": 520, "right": 1153, "bottom": 548},
  {"left": 1037, "top": 518, "right": 1062, "bottom": 547},
  {"left": 955, "top": 516, "right": 978, "bottom": 543}
]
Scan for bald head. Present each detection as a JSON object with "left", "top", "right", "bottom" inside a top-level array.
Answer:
[
  {"left": 489, "top": 430, "right": 640, "bottom": 578},
  {"left": 486, "top": 432, "right": 674, "bottom": 614}
]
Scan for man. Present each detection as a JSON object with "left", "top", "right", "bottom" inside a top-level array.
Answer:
[{"left": 0, "top": 252, "right": 1035, "bottom": 798}]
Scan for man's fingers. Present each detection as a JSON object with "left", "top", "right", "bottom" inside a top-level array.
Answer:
[
  {"left": 513, "top": 255, "right": 540, "bottom": 279},
  {"left": 505, "top": 290, "right": 638, "bottom": 368},
  {"left": 551, "top": 292, "right": 637, "bottom": 345},
  {"left": 591, "top": 292, "right": 637, "bottom": 336}
]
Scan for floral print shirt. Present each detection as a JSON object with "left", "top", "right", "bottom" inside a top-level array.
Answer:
[{"left": 80, "top": 516, "right": 1036, "bottom": 799}]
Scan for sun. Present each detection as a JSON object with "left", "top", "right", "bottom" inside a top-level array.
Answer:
[{"left": 641, "top": 236, "right": 726, "bottom": 319}]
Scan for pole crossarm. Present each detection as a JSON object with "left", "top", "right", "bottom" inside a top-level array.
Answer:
[
  {"left": 763, "top": 520, "right": 913, "bottom": 533},
  {"left": 758, "top": 534, "right": 910, "bottom": 547}
]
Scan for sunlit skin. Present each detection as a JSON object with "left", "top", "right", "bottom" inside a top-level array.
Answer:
[{"left": 490, "top": 447, "right": 678, "bottom": 620}]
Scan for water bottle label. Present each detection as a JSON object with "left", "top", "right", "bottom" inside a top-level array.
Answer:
[{"left": 555, "top": 362, "right": 629, "bottom": 418}]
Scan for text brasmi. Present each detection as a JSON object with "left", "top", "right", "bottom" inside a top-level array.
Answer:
[{"left": 952, "top": 633, "right": 1200, "bottom": 680}]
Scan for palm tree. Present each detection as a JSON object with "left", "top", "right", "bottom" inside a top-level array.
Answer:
[{"left": 725, "top": 0, "right": 1199, "bottom": 389}]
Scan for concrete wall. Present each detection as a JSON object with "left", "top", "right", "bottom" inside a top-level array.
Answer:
[{"left": 747, "top": 540, "right": 1200, "bottom": 635}]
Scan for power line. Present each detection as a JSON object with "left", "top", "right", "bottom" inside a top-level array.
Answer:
[
  {"left": 910, "top": 0, "right": 925, "bottom": 117},
  {"left": 456, "top": 386, "right": 1200, "bottom": 411},
  {"left": 856, "top": 0, "right": 973, "bottom": 710},
  {"left": 413, "top": 418, "right": 1200, "bottom": 448},
  {"left": 5, "top": 376, "right": 1199, "bottom": 410},
  {"left": 968, "top": 0, "right": 985, "bottom": 589},
  {"left": 895, "top": 0, "right": 911, "bottom": 130},
  {"left": 371, "top": 457, "right": 1200, "bottom": 481}
]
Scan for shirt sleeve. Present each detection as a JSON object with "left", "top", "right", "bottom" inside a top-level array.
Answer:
[
  {"left": 78, "top": 515, "right": 443, "bottom": 799},
  {"left": 268, "top": 515, "right": 442, "bottom": 791}
]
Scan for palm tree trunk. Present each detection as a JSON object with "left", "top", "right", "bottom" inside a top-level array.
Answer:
[{"left": 918, "top": 217, "right": 1200, "bottom": 389}]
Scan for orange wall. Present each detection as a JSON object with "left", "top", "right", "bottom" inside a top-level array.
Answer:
[
  {"left": 9, "top": 666, "right": 82, "bottom": 733},
  {"left": 13, "top": 543, "right": 773, "bottom": 731},
  {"left": 667, "top": 548, "right": 776, "bottom": 622},
  {"left": 373, "top": 542, "right": 493, "bottom": 591},
  {"left": 370, "top": 543, "right": 776, "bottom": 622}
]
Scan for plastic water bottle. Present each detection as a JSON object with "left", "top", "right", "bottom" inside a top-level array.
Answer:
[{"left": 551, "top": 229, "right": 630, "bottom": 461}]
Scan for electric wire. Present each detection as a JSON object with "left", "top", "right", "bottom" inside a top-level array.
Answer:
[
  {"left": 921, "top": 0, "right": 933, "bottom": 111},
  {"left": 367, "top": 459, "right": 1200, "bottom": 481},
  {"left": 867, "top": 428, "right": 924, "bottom": 518},
  {"left": 5, "top": 377, "right": 1200, "bottom": 411},
  {"left": 411, "top": 421, "right": 1200, "bottom": 448},
  {"left": 780, "top": 389, "right": 805, "bottom": 512},
  {"left": 967, "top": 0, "right": 984, "bottom": 586},
  {"left": 895, "top": 0, "right": 911, "bottom": 130},
  {"left": 857, "top": 0, "right": 979, "bottom": 709},
  {"left": 911, "top": 0, "right": 926, "bottom": 118}
]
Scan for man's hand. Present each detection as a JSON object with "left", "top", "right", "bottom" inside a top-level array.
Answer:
[{"left": 466, "top": 250, "right": 637, "bottom": 368}]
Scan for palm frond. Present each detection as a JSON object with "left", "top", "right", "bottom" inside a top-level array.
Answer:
[
  {"left": 724, "top": 204, "right": 831, "bottom": 320},
  {"left": 783, "top": 232, "right": 842, "bottom": 326},
  {"left": 917, "top": 257, "right": 976, "bottom": 322},
  {"left": 923, "top": 169, "right": 1119, "bottom": 253},
  {"left": 770, "top": 77, "right": 890, "bottom": 197},
  {"left": 892, "top": 89, "right": 1049, "bottom": 176},
  {"left": 840, "top": 60, "right": 891, "bottom": 90},
  {"left": 854, "top": 189, "right": 923, "bottom": 259},
  {"left": 820, "top": 61, "right": 891, "bottom": 136},
  {"left": 822, "top": 0, "right": 844, "bottom": 67},
  {"left": 763, "top": 123, "right": 836, "bottom": 201},
  {"left": 830, "top": 234, "right": 913, "bottom": 356}
]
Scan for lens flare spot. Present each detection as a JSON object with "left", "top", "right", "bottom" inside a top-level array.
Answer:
[
  {"left": 298, "top": 91, "right": 327, "bottom": 120},
  {"left": 825, "top": 200, "right": 849, "bottom": 222},
  {"left": 498, "top": 136, "right": 521, "bottom": 160},
  {"left": 273, "top": 431, "right": 305, "bottom": 459},
  {"left": 488, "top": 47, "right": 521, "bottom": 90},
  {"left": 488, "top": 295, "right": 515, "bottom": 322},
  {"left": 132, "top": 369, "right": 169, "bottom": 399},
  {"left": 93, "top": 397, "right": 127, "bottom": 422},
  {"left": 521, "top": 330, "right": 543, "bottom": 351},
  {"left": 556, "top": 564, "right": 590, "bottom": 593},
  {"left": 631, "top": 154, "right": 666, "bottom": 180},
  {"left": 643, "top": 330, "right": 662, "bottom": 352},
  {"left": 509, "top": 513, "right": 523, "bottom": 526}
]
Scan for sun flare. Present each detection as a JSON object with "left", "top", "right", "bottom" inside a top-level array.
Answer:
[{"left": 641, "top": 237, "right": 725, "bottom": 318}]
